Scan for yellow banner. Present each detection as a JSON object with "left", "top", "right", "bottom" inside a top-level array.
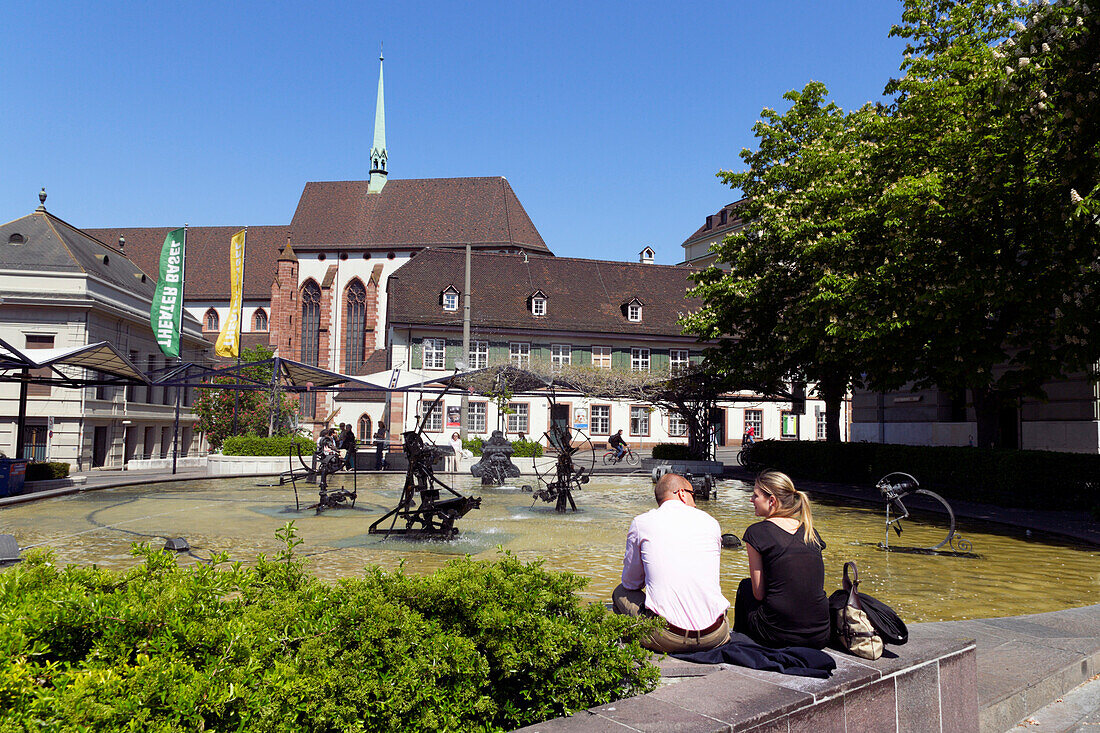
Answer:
[{"left": 215, "top": 229, "right": 246, "bottom": 358}]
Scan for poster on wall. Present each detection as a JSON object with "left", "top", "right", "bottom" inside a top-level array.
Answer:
[
  {"left": 446, "top": 406, "right": 461, "bottom": 429},
  {"left": 573, "top": 407, "right": 588, "bottom": 430}
]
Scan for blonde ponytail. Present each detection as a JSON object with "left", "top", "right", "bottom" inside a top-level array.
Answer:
[{"left": 755, "top": 471, "right": 821, "bottom": 547}]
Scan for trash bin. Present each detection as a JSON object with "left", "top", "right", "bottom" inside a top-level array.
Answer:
[{"left": 0, "top": 459, "right": 28, "bottom": 497}]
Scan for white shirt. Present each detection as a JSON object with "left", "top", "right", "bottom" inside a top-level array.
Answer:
[{"left": 621, "top": 499, "right": 729, "bottom": 631}]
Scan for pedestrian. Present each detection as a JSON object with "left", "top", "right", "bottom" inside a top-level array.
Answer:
[
  {"left": 373, "top": 420, "right": 388, "bottom": 470},
  {"left": 340, "top": 423, "right": 357, "bottom": 470}
]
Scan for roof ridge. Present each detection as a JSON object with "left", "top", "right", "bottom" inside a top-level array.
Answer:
[{"left": 417, "top": 248, "right": 693, "bottom": 270}]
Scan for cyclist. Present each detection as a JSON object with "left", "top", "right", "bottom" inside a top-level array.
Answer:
[
  {"left": 608, "top": 429, "right": 628, "bottom": 462},
  {"left": 742, "top": 425, "right": 755, "bottom": 445}
]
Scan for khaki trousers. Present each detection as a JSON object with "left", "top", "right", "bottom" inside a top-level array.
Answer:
[{"left": 612, "top": 583, "right": 730, "bottom": 654}]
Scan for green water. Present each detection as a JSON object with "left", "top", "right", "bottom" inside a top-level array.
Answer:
[{"left": 2, "top": 475, "right": 1096, "bottom": 623}]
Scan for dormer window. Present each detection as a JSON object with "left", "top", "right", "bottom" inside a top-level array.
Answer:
[
  {"left": 442, "top": 285, "right": 460, "bottom": 312},
  {"left": 622, "top": 298, "right": 644, "bottom": 322},
  {"left": 530, "top": 291, "right": 547, "bottom": 317}
]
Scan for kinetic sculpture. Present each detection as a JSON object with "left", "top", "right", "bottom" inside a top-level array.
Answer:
[
  {"left": 281, "top": 430, "right": 358, "bottom": 515},
  {"left": 368, "top": 430, "right": 482, "bottom": 538},
  {"left": 877, "top": 472, "right": 973, "bottom": 554},
  {"left": 529, "top": 422, "right": 592, "bottom": 512},
  {"left": 470, "top": 430, "right": 521, "bottom": 485}
]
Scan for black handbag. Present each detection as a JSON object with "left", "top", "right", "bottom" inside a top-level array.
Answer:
[{"left": 828, "top": 562, "right": 908, "bottom": 646}]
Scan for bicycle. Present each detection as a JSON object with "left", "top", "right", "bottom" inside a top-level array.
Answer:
[
  {"left": 736, "top": 443, "right": 755, "bottom": 469},
  {"left": 602, "top": 447, "right": 640, "bottom": 466}
]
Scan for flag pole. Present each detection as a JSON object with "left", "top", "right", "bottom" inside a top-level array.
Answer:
[
  {"left": 232, "top": 227, "right": 247, "bottom": 435},
  {"left": 172, "top": 224, "right": 188, "bottom": 476}
]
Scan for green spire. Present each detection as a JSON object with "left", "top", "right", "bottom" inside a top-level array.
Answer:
[{"left": 368, "top": 45, "right": 387, "bottom": 194}]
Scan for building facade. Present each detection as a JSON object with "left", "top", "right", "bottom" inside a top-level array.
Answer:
[{"left": 0, "top": 198, "right": 208, "bottom": 468}]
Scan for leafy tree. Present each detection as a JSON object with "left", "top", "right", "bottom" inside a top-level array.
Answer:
[
  {"left": 877, "top": 0, "right": 1100, "bottom": 448},
  {"left": 683, "top": 83, "right": 885, "bottom": 442},
  {"left": 192, "top": 344, "right": 296, "bottom": 450}
]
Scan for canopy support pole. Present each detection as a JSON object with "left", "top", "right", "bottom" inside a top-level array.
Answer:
[{"left": 15, "top": 368, "right": 29, "bottom": 459}]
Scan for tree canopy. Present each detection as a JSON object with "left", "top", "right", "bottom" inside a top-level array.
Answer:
[{"left": 685, "top": 0, "right": 1099, "bottom": 448}]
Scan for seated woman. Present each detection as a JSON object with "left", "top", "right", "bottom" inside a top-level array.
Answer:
[{"left": 734, "top": 470, "right": 830, "bottom": 649}]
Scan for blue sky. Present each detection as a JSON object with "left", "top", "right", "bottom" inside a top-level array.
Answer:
[{"left": 1, "top": 1, "right": 907, "bottom": 264}]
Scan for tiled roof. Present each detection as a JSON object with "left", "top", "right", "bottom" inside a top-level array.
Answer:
[
  {"left": 288, "top": 177, "right": 550, "bottom": 254},
  {"left": 85, "top": 225, "right": 288, "bottom": 300},
  {"left": 85, "top": 176, "right": 551, "bottom": 302},
  {"left": 387, "top": 249, "right": 700, "bottom": 337},
  {"left": 682, "top": 198, "right": 749, "bottom": 245},
  {"left": 1, "top": 209, "right": 158, "bottom": 299}
]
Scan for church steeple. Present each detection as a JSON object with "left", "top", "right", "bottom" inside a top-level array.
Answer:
[{"left": 368, "top": 46, "right": 388, "bottom": 194}]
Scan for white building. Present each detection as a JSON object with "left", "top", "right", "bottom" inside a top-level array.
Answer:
[{"left": 0, "top": 194, "right": 209, "bottom": 468}]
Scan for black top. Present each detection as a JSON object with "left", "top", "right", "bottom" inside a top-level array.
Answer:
[{"left": 742, "top": 520, "right": 830, "bottom": 648}]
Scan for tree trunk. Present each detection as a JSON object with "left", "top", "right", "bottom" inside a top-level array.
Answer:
[
  {"left": 971, "top": 386, "right": 1002, "bottom": 450},
  {"left": 818, "top": 373, "right": 846, "bottom": 443}
]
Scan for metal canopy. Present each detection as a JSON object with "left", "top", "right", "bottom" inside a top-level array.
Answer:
[{"left": 25, "top": 341, "right": 149, "bottom": 383}]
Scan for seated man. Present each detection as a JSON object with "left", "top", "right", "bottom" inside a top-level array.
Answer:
[
  {"left": 608, "top": 429, "right": 628, "bottom": 460},
  {"left": 613, "top": 473, "right": 730, "bottom": 653}
]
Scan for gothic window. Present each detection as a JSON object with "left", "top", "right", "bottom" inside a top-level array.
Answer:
[
  {"left": 345, "top": 279, "right": 367, "bottom": 372},
  {"left": 253, "top": 308, "right": 268, "bottom": 332},
  {"left": 204, "top": 309, "right": 219, "bottom": 331},
  {"left": 300, "top": 280, "right": 321, "bottom": 417}
]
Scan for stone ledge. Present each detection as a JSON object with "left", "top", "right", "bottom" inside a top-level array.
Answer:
[
  {"left": 514, "top": 635, "right": 977, "bottom": 732},
  {"left": 642, "top": 459, "right": 725, "bottom": 476}
]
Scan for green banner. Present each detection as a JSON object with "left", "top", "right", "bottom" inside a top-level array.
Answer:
[{"left": 150, "top": 228, "right": 186, "bottom": 357}]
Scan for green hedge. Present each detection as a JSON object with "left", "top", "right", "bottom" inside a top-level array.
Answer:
[
  {"left": 651, "top": 443, "right": 693, "bottom": 460},
  {"left": 0, "top": 525, "right": 658, "bottom": 732},
  {"left": 748, "top": 440, "right": 1099, "bottom": 511},
  {"left": 462, "top": 437, "right": 544, "bottom": 458},
  {"left": 221, "top": 434, "right": 317, "bottom": 456},
  {"left": 25, "top": 462, "right": 70, "bottom": 481}
]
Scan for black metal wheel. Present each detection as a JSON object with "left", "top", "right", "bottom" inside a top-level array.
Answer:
[{"left": 535, "top": 427, "right": 595, "bottom": 485}]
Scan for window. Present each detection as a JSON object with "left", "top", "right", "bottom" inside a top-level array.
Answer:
[
  {"left": 506, "top": 402, "right": 529, "bottom": 434},
  {"left": 468, "top": 340, "right": 488, "bottom": 369},
  {"left": 592, "top": 345, "right": 611, "bottom": 369},
  {"left": 422, "top": 338, "right": 446, "bottom": 369},
  {"left": 628, "top": 303, "right": 641, "bottom": 322},
  {"left": 816, "top": 410, "right": 827, "bottom": 440},
  {"left": 420, "top": 401, "right": 443, "bottom": 432},
  {"left": 253, "top": 308, "right": 268, "bottom": 332},
  {"left": 670, "top": 349, "right": 689, "bottom": 375},
  {"left": 590, "top": 405, "right": 610, "bottom": 435},
  {"left": 668, "top": 412, "right": 687, "bottom": 437},
  {"left": 509, "top": 342, "right": 530, "bottom": 368},
  {"left": 300, "top": 281, "right": 321, "bottom": 417},
  {"left": 204, "top": 308, "right": 219, "bottom": 331},
  {"left": 532, "top": 296, "right": 546, "bottom": 316},
  {"left": 25, "top": 334, "right": 54, "bottom": 397},
  {"left": 359, "top": 414, "right": 372, "bottom": 442},
  {"left": 146, "top": 355, "right": 159, "bottom": 405},
  {"left": 443, "top": 288, "right": 459, "bottom": 311},
  {"left": 551, "top": 344, "right": 571, "bottom": 369},
  {"left": 630, "top": 406, "right": 650, "bottom": 436},
  {"left": 744, "top": 409, "right": 763, "bottom": 438},
  {"left": 468, "top": 402, "right": 487, "bottom": 433},
  {"left": 631, "top": 347, "right": 650, "bottom": 372},
  {"left": 126, "top": 350, "right": 140, "bottom": 402},
  {"left": 345, "top": 280, "right": 367, "bottom": 372},
  {"left": 781, "top": 411, "right": 798, "bottom": 438}
]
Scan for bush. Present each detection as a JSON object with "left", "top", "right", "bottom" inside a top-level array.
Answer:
[
  {"left": 748, "top": 440, "right": 1100, "bottom": 511},
  {"left": 0, "top": 525, "right": 658, "bottom": 732},
  {"left": 462, "top": 436, "right": 544, "bottom": 458},
  {"left": 511, "top": 437, "right": 544, "bottom": 458},
  {"left": 25, "top": 462, "right": 70, "bottom": 481},
  {"left": 651, "top": 443, "right": 693, "bottom": 460},
  {"left": 221, "top": 434, "right": 317, "bottom": 456}
]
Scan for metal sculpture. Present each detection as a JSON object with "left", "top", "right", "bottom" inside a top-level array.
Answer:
[
  {"left": 470, "top": 430, "right": 521, "bottom": 485},
  {"left": 280, "top": 436, "right": 358, "bottom": 515},
  {"left": 686, "top": 472, "right": 718, "bottom": 501},
  {"left": 877, "top": 472, "right": 973, "bottom": 554},
  {"left": 529, "top": 423, "right": 593, "bottom": 512},
  {"left": 368, "top": 430, "right": 482, "bottom": 538}
]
